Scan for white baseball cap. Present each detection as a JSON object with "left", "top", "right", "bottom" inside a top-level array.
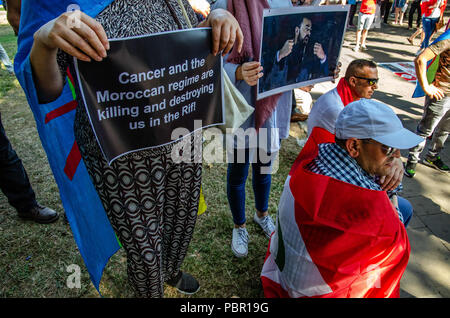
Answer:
[{"left": 335, "top": 99, "right": 423, "bottom": 149}]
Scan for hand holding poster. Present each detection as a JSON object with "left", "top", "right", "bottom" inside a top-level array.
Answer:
[
  {"left": 257, "top": 5, "right": 349, "bottom": 100},
  {"left": 74, "top": 28, "right": 223, "bottom": 164}
]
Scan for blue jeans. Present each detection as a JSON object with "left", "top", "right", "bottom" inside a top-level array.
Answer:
[
  {"left": 398, "top": 196, "right": 413, "bottom": 228},
  {"left": 421, "top": 17, "right": 439, "bottom": 49},
  {"left": 0, "top": 112, "right": 37, "bottom": 213},
  {"left": 227, "top": 148, "right": 273, "bottom": 226},
  {"left": 0, "top": 43, "right": 13, "bottom": 73}
]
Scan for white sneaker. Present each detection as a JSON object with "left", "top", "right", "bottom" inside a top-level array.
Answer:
[
  {"left": 231, "top": 227, "right": 249, "bottom": 257},
  {"left": 353, "top": 45, "right": 360, "bottom": 52},
  {"left": 253, "top": 212, "right": 275, "bottom": 238}
]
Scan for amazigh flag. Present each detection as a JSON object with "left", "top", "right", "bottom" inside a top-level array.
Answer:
[
  {"left": 412, "top": 29, "right": 450, "bottom": 98},
  {"left": 261, "top": 127, "right": 410, "bottom": 298},
  {"left": 14, "top": 0, "right": 120, "bottom": 293}
]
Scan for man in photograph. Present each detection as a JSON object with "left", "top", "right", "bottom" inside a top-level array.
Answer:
[
  {"left": 285, "top": 16, "right": 329, "bottom": 83},
  {"left": 261, "top": 15, "right": 329, "bottom": 92}
]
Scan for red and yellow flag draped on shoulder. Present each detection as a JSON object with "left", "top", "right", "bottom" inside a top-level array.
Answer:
[{"left": 261, "top": 127, "right": 410, "bottom": 298}]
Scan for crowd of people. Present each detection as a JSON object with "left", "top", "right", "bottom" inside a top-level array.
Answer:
[{"left": 1, "top": 0, "right": 448, "bottom": 298}]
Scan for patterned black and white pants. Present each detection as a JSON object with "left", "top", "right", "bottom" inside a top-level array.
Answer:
[{"left": 79, "top": 132, "right": 202, "bottom": 297}]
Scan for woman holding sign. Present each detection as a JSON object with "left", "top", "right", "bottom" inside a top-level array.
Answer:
[
  {"left": 214, "top": 0, "right": 340, "bottom": 259},
  {"left": 16, "top": 0, "right": 242, "bottom": 298},
  {"left": 212, "top": 0, "right": 294, "bottom": 258}
]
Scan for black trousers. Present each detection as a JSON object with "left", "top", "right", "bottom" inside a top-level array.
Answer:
[
  {"left": 0, "top": 112, "right": 37, "bottom": 212},
  {"left": 381, "top": 0, "right": 393, "bottom": 23},
  {"left": 348, "top": 4, "right": 357, "bottom": 26},
  {"left": 408, "top": 1, "right": 422, "bottom": 28}
]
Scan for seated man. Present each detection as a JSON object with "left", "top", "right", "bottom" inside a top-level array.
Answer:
[
  {"left": 307, "top": 59, "right": 411, "bottom": 224},
  {"left": 307, "top": 59, "right": 378, "bottom": 137},
  {"left": 261, "top": 99, "right": 423, "bottom": 298}
]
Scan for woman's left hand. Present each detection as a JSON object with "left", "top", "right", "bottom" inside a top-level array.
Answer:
[{"left": 199, "top": 8, "right": 243, "bottom": 56}]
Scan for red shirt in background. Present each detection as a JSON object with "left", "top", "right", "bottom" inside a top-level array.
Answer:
[{"left": 360, "top": 0, "right": 377, "bottom": 14}]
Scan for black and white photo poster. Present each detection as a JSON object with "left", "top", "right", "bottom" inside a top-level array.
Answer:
[{"left": 74, "top": 28, "right": 223, "bottom": 164}]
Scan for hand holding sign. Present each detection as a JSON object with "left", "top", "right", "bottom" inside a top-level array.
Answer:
[
  {"left": 33, "top": 10, "right": 109, "bottom": 62},
  {"left": 30, "top": 7, "right": 242, "bottom": 105},
  {"left": 30, "top": 10, "right": 109, "bottom": 103},
  {"left": 236, "top": 61, "right": 264, "bottom": 87},
  {"left": 199, "top": 8, "right": 243, "bottom": 56}
]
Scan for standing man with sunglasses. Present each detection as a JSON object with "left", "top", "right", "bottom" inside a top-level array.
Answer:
[
  {"left": 307, "top": 59, "right": 411, "bottom": 222},
  {"left": 404, "top": 30, "right": 450, "bottom": 177}
]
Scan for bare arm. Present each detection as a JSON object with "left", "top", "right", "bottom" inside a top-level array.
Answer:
[
  {"left": 414, "top": 47, "right": 445, "bottom": 100},
  {"left": 5, "top": 0, "right": 21, "bottom": 35}
]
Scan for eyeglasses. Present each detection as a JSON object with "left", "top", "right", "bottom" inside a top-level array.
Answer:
[
  {"left": 353, "top": 76, "right": 379, "bottom": 86},
  {"left": 361, "top": 139, "right": 397, "bottom": 156}
]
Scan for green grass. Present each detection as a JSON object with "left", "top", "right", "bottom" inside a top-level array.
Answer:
[{"left": 0, "top": 23, "right": 304, "bottom": 298}]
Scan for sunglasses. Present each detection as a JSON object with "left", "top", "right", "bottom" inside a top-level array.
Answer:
[
  {"left": 353, "top": 76, "right": 379, "bottom": 86},
  {"left": 362, "top": 139, "right": 397, "bottom": 156}
]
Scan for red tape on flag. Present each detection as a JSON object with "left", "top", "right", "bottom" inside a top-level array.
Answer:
[
  {"left": 64, "top": 141, "right": 82, "bottom": 180},
  {"left": 44, "top": 100, "right": 78, "bottom": 124}
]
